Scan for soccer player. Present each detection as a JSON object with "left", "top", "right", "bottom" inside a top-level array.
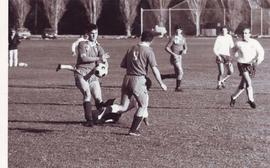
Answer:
[
  {"left": 8, "top": 28, "right": 21, "bottom": 67},
  {"left": 230, "top": 27, "right": 264, "bottom": 109},
  {"left": 213, "top": 26, "right": 235, "bottom": 90},
  {"left": 161, "top": 25, "right": 187, "bottom": 92},
  {"left": 98, "top": 31, "right": 167, "bottom": 136},
  {"left": 73, "top": 24, "right": 110, "bottom": 126}
]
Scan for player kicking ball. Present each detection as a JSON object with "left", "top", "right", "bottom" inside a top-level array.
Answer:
[
  {"left": 230, "top": 27, "right": 264, "bottom": 109},
  {"left": 98, "top": 31, "right": 167, "bottom": 136}
]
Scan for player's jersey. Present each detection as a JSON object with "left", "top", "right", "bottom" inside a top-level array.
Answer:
[
  {"left": 75, "top": 41, "right": 105, "bottom": 75},
  {"left": 121, "top": 43, "right": 157, "bottom": 76},
  {"left": 72, "top": 37, "right": 88, "bottom": 55},
  {"left": 213, "top": 34, "right": 234, "bottom": 56},
  {"left": 167, "top": 35, "right": 187, "bottom": 55},
  {"left": 234, "top": 39, "right": 264, "bottom": 64}
]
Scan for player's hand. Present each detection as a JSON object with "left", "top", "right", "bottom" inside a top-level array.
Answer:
[
  {"left": 72, "top": 52, "right": 76, "bottom": 57},
  {"left": 160, "top": 83, "right": 167, "bottom": 91},
  {"left": 183, "top": 50, "right": 187, "bottom": 54},
  {"left": 101, "top": 53, "right": 110, "bottom": 62}
]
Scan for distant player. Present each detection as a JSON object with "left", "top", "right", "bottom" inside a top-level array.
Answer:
[
  {"left": 213, "top": 26, "right": 235, "bottom": 89},
  {"left": 72, "top": 24, "right": 110, "bottom": 126},
  {"left": 9, "top": 28, "right": 21, "bottom": 67},
  {"left": 230, "top": 27, "right": 264, "bottom": 109},
  {"left": 161, "top": 25, "right": 187, "bottom": 92},
  {"left": 98, "top": 31, "right": 167, "bottom": 136}
]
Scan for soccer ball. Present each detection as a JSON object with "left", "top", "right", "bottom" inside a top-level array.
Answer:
[{"left": 95, "top": 61, "right": 108, "bottom": 78}]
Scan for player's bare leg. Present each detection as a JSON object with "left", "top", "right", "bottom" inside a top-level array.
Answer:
[
  {"left": 174, "top": 60, "right": 183, "bottom": 92},
  {"left": 242, "top": 71, "right": 256, "bottom": 108},
  {"left": 217, "top": 62, "right": 224, "bottom": 89},
  {"left": 221, "top": 63, "right": 234, "bottom": 88},
  {"left": 230, "top": 78, "right": 245, "bottom": 107},
  {"left": 56, "top": 64, "right": 75, "bottom": 72},
  {"left": 129, "top": 92, "right": 149, "bottom": 136}
]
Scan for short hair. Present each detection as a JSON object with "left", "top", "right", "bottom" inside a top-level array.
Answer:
[
  {"left": 85, "top": 23, "right": 98, "bottom": 33},
  {"left": 141, "top": 31, "right": 154, "bottom": 42},
  {"left": 175, "top": 25, "right": 183, "bottom": 30},
  {"left": 220, "top": 26, "right": 228, "bottom": 32}
]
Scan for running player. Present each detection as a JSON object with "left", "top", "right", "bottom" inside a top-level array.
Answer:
[
  {"left": 230, "top": 27, "right": 264, "bottom": 109},
  {"left": 98, "top": 31, "right": 167, "bottom": 136},
  {"left": 213, "top": 26, "right": 235, "bottom": 89}
]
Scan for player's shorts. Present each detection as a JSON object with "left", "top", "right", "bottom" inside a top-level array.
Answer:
[
  {"left": 216, "top": 55, "right": 232, "bottom": 64},
  {"left": 170, "top": 54, "right": 182, "bottom": 65},
  {"left": 121, "top": 75, "right": 148, "bottom": 99},
  {"left": 237, "top": 63, "right": 256, "bottom": 78}
]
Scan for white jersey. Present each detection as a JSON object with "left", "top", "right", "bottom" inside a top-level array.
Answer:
[
  {"left": 213, "top": 34, "right": 234, "bottom": 56},
  {"left": 234, "top": 38, "right": 264, "bottom": 64}
]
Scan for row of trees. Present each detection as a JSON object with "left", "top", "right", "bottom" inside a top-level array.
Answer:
[{"left": 9, "top": 0, "right": 270, "bottom": 36}]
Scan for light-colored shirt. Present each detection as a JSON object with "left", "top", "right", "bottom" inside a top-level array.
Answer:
[
  {"left": 234, "top": 38, "right": 264, "bottom": 64},
  {"left": 213, "top": 34, "right": 234, "bottom": 56},
  {"left": 121, "top": 42, "right": 157, "bottom": 76}
]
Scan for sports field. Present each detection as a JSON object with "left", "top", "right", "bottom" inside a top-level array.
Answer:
[{"left": 8, "top": 37, "right": 270, "bottom": 167}]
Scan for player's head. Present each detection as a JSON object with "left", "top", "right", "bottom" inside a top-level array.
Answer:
[
  {"left": 10, "top": 27, "right": 16, "bottom": 35},
  {"left": 241, "top": 27, "right": 251, "bottom": 41},
  {"left": 141, "top": 31, "right": 154, "bottom": 43},
  {"left": 175, "top": 25, "right": 183, "bottom": 35},
  {"left": 86, "top": 23, "right": 98, "bottom": 42},
  {"left": 220, "top": 26, "right": 229, "bottom": 35}
]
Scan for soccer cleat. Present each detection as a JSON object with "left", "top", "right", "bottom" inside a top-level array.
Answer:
[
  {"left": 128, "top": 130, "right": 141, "bottom": 136},
  {"left": 230, "top": 96, "right": 236, "bottom": 107},
  {"left": 247, "top": 101, "right": 256, "bottom": 109},
  {"left": 216, "top": 85, "right": 222, "bottom": 90},
  {"left": 175, "top": 88, "right": 183, "bottom": 92},
  {"left": 143, "top": 118, "right": 150, "bottom": 126},
  {"left": 56, "top": 64, "right": 61, "bottom": 72},
  {"left": 221, "top": 82, "right": 226, "bottom": 88},
  {"left": 84, "top": 121, "right": 94, "bottom": 127},
  {"left": 97, "top": 107, "right": 112, "bottom": 120}
]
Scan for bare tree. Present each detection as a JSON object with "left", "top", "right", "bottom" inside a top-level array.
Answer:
[
  {"left": 119, "top": 0, "right": 140, "bottom": 36},
  {"left": 80, "top": 0, "right": 102, "bottom": 24},
  {"left": 146, "top": 0, "right": 171, "bottom": 27},
  {"left": 9, "top": 0, "right": 31, "bottom": 29},
  {"left": 223, "top": 0, "right": 246, "bottom": 32},
  {"left": 186, "top": 0, "right": 207, "bottom": 36},
  {"left": 42, "top": 0, "right": 68, "bottom": 34}
]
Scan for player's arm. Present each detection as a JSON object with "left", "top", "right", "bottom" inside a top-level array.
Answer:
[
  {"left": 149, "top": 51, "right": 167, "bottom": 91},
  {"left": 183, "top": 38, "right": 188, "bottom": 54},
  {"left": 71, "top": 39, "right": 79, "bottom": 56},
  {"left": 78, "top": 42, "right": 108, "bottom": 63},
  {"left": 152, "top": 66, "right": 167, "bottom": 91},
  {"left": 120, "top": 50, "right": 129, "bottom": 69},
  {"left": 254, "top": 40, "right": 264, "bottom": 65}
]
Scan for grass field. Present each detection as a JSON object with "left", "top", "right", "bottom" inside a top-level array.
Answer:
[{"left": 8, "top": 37, "right": 270, "bottom": 168}]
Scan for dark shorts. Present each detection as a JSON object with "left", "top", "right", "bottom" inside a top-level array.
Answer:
[
  {"left": 237, "top": 63, "right": 256, "bottom": 78},
  {"left": 216, "top": 55, "right": 232, "bottom": 64}
]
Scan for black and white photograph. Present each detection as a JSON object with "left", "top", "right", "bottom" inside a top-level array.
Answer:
[{"left": 3, "top": 0, "right": 270, "bottom": 167}]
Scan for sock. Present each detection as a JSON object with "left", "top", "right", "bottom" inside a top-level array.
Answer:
[
  {"left": 176, "top": 80, "right": 181, "bottom": 89},
  {"left": 246, "top": 86, "right": 254, "bottom": 102},
  {"left": 129, "top": 116, "right": 143, "bottom": 132},
  {"left": 83, "top": 102, "right": 93, "bottom": 124}
]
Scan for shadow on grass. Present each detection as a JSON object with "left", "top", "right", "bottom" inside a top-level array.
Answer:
[
  {"left": 9, "top": 102, "right": 81, "bottom": 106},
  {"left": 8, "top": 120, "right": 130, "bottom": 129},
  {"left": 9, "top": 127, "right": 55, "bottom": 134},
  {"left": 9, "top": 120, "right": 84, "bottom": 125}
]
